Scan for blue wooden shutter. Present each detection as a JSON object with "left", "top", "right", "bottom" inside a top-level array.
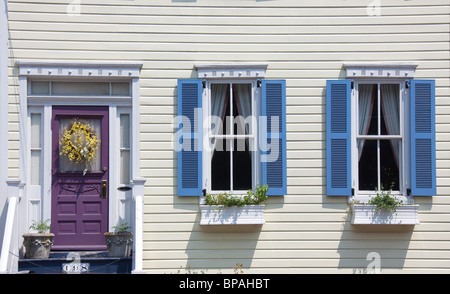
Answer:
[
  {"left": 261, "top": 80, "right": 287, "bottom": 196},
  {"left": 326, "top": 80, "right": 352, "bottom": 196},
  {"left": 177, "top": 79, "right": 203, "bottom": 196},
  {"left": 410, "top": 80, "right": 436, "bottom": 196}
]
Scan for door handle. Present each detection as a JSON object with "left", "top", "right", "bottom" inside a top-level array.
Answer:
[{"left": 101, "top": 180, "right": 108, "bottom": 199}]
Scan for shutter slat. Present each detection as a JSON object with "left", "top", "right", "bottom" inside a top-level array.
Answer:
[{"left": 326, "top": 80, "right": 352, "bottom": 196}]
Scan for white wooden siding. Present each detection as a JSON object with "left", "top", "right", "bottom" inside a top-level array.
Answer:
[{"left": 7, "top": 0, "right": 450, "bottom": 273}]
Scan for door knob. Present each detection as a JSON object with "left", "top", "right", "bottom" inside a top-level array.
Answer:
[{"left": 101, "top": 180, "right": 108, "bottom": 199}]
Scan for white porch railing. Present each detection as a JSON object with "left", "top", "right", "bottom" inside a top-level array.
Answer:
[
  {"left": 131, "top": 177, "right": 146, "bottom": 274},
  {"left": 0, "top": 179, "right": 23, "bottom": 274}
]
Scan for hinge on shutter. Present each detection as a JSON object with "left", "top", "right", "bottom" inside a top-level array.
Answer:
[
  {"left": 351, "top": 81, "right": 354, "bottom": 89},
  {"left": 405, "top": 81, "right": 410, "bottom": 89},
  {"left": 407, "top": 188, "right": 411, "bottom": 196},
  {"left": 202, "top": 81, "right": 206, "bottom": 89},
  {"left": 202, "top": 189, "right": 206, "bottom": 196},
  {"left": 257, "top": 80, "right": 262, "bottom": 88},
  {"left": 351, "top": 188, "right": 355, "bottom": 196}
]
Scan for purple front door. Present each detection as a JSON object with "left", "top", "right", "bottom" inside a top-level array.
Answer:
[{"left": 51, "top": 106, "right": 109, "bottom": 250}]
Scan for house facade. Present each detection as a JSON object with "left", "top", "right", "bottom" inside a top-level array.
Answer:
[{"left": 0, "top": 0, "right": 449, "bottom": 274}]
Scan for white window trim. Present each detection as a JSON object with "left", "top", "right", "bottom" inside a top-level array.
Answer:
[
  {"left": 195, "top": 63, "right": 268, "bottom": 79},
  {"left": 345, "top": 63, "right": 417, "bottom": 204},
  {"left": 27, "top": 106, "right": 47, "bottom": 225},
  {"left": 202, "top": 80, "right": 260, "bottom": 196},
  {"left": 17, "top": 60, "right": 143, "bottom": 234},
  {"left": 114, "top": 107, "right": 133, "bottom": 226}
]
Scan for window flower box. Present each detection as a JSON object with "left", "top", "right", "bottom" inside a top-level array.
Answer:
[
  {"left": 350, "top": 204, "right": 420, "bottom": 225},
  {"left": 200, "top": 205, "right": 265, "bottom": 225}
]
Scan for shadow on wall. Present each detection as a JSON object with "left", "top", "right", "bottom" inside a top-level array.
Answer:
[
  {"left": 336, "top": 196, "right": 434, "bottom": 273},
  {"left": 336, "top": 209, "right": 414, "bottom": 273},
  {"left": 171, "top": 177, "right": 265, "bottom": 273},
  {"left": 184, "top": 218, "right": 263, "bottom": 274},
  {"left": 172, "top": 188, "right": 285, "bottom": 274}
]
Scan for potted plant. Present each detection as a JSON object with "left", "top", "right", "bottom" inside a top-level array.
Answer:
[
  {"left": 200, "top": 185, "right": 268, "bottom": 225},
  {"left": 22, "top": 219, "right": 54, "bottom": 259},
  {"left": 104, "top": 223, "right": 133, "bottom": 257},
  {"left": 350, "top": 185, "right": 419, "bottom": 225}
]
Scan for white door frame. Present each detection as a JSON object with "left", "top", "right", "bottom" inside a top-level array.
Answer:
[{"left": 16, "top": 61, "right": 143, "bottom": 240}]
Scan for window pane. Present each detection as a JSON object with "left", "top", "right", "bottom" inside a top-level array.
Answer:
[
  {"left": 52, "top": 82, "right": 110, "bottom": 96},
  {"left": 380, "top": 140, "right": 400, "bottom": 191},
  {"left": 112, "top": 82, "right": 130, "bottom": 96},
  {"left": 30, "top": 81, "right": 50, "bottom": 95},
  {"left": 233, "top": 139, "right": 252, "bottom": 190},
  {"left": 358, "top": 139, "right": 377, "bottom": 191},
  {"left": 30, "top": 113, "right": 41, "bottom": 148},
  {"left": 30, "top": 150, "right": 41, "bottom": 185},
  {"left": 120, "top": 150, "right": 130, "bottom": 185},
  {"left": 211, "top": 138, "right": 230, "bottom": 191},
  {"left": 120, "top": 114, "right": 130, "bottom": 148},
  {"left": 380, "top": 84, "right": 400, "bottom": 135},
  {"left": 358, "top": 84, "right": 377, "bottom": 136}
]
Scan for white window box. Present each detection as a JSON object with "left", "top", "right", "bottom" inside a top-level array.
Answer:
[
  {"left": 350, "top": 204, "right": 419, "bottom": 225},
  {"left": 200, "top": 205, "right": 265, "bottom": 225}
]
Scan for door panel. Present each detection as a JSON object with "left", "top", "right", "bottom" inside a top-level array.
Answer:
[{"left": 51, "top": 106, "right": 109, "bottom": 250}]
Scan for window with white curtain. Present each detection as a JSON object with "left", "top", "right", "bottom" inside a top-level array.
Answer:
[
  {"left": 207, "top": 82, "right": 256, "bottom": 193},
  {"left": 356, "top": 82, "right": 403, "bottom": 193}
]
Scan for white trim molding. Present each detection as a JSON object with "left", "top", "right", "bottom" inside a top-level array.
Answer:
[
  {"left": 17, "top": 60, "right": 142, "bottom": 78},
  {"left": 344, "top": 63, "right": 418, "bottom": 79},
  {"left": 195, "top": 63, "right": 268, "bottom": 79}
]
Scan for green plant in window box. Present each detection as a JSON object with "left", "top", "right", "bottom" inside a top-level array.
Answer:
[
  {"left": 367, "top": 184, "right": 405, "bottom": 214},
  {"left": 205, "top": 185, "right": 269, "bottom": 208}
]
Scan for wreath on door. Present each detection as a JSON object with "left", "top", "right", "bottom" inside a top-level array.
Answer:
[{"left": 59, "top": 120, "right": 101, "bottom": 174}]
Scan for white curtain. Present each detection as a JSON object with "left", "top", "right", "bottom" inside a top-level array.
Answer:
[
  {"left": 234, "top": 84, "right": 252, "bottom": 135},
  {"left": 210, "top": 84, "right": 229, "bottom": 155},
  {"left": 380, "top": 84, "right": 400, "bottom": 167},
  {"left": 234, "top": 84, "right": 252, "bottom": 152},
  {"left": 358, "top": 84, "right": 375, "bottom": 160}
]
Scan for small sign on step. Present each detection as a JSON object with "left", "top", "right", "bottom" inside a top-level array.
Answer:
[{"left": 62, "top": 263, "right": 89, "bottom": 273}]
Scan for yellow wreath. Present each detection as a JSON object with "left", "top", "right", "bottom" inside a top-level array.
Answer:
[{"left": 59, "top": 120, "right": 101, "bottom": 169}]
